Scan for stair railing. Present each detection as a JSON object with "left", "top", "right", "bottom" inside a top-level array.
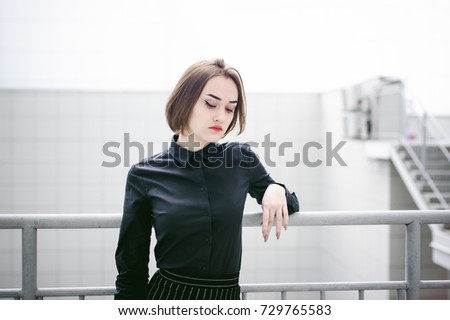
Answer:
[
  {"left": 406, "top": 99, "right": 450, "bottom": 166},
  {"left": 424, "top": 112, "right": 450, "bottom": 163},
  {"left": 403, "top": 98, "right": 450, "bottom": 209},
  {"left": 401, "top": 142, "right": 449, "bottom": 210}
]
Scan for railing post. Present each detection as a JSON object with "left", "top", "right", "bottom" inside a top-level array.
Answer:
[
  {"left": 421, "top": 112, "right": 427, "bottom": 169},
  {"left": 358, "top": 290, "right": 364, "bottom": 300},
  {"left": 405, "top": 220, "right": 420, "bottom": 299},
  {"left": 22, "top": 225, "right": 37, "bottom": 300}
]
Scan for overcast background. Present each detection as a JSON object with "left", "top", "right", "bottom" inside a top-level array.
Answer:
[{"left": 1, "top": 0, "right": 449, "bottom": 115}]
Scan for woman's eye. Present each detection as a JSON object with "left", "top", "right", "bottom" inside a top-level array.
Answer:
[
  {"left": 226, "top": 108, "right": 235, "bottom": 114},
  {"left": 205, "top": 101, "right": 216, "bottom": 108}
]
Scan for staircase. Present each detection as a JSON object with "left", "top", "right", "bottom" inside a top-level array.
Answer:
[
  {"left": 399, "top": 145, "right": 450, "bottom": 210},
  {"left": 390, "top": 112, "right": 450, "bottom": 270}
]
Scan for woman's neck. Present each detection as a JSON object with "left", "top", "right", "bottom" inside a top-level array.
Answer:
[{"left": 176, "top": 133, "right": 208, "bottom": 152}]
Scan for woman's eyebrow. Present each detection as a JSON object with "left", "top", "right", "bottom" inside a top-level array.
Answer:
[{"left": 207, "top": 93, "right": 238, "bottom": 104}]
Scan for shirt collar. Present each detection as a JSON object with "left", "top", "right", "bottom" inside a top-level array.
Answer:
[{"left": 169, "top": 135, "right": 224, "bottom": 166}]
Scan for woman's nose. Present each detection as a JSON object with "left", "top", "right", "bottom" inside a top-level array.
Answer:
[{"left": 213, "top": 108, "right": 226, "bottom": 122}]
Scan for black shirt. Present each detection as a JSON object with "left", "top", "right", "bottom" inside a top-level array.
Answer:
[{"left": 114, "top": 135, "right": 299, "bottom": 299}]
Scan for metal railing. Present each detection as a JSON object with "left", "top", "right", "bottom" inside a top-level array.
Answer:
[
  {"left": 1, "top": 210, "right": 450, "bottom": 300},
  {"left": 401, "top": 98, "right": 450, "bottom": 210},
  {"left": 401, "top": 142, "right": 450, "bottom": 210}
]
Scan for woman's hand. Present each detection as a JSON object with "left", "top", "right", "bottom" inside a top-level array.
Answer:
[{"left": 261, "top": 184, "right": 288, "bottom": 242}]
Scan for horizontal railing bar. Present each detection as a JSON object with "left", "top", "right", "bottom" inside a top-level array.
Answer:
[
  {"left": 1, "top": 210, "right": 450, "bottom": 229},
  {"left": 420, "top": 280, "right": 450, "bottom": 289},
  {"left": 37, "top": 287, "right": 115, "bottom": 298},
  {"left": 0, "top": 214, "right": 122, "bottom": 229},
  {"left": 240, "top": 281, "right": 408, "bottom": 293},
  {"left": 4, "top": 279, "right": 445, "bottom": 299},
  {"left": 2, "top": 280, "right": 415, "bottom": 299},
  {"left": 247, "top": 210, "right": 450, "bottom": 226},
  {"left": 0, "top": 289, "right": 21, "bottom": 299}
]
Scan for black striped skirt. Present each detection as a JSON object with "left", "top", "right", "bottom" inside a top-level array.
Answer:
[{"left": 146, "top": 269, "right": 241, "bottom": 300}]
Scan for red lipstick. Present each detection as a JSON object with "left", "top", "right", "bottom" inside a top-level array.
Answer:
[{"left": 209, "top": 125, "right": 223, "bottom": 132}]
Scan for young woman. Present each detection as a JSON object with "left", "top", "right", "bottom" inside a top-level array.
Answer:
[{"left": 114, "top": 59, "right": 299, "bottom": 300}]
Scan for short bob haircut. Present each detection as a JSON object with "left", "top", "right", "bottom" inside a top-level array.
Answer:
[{"left": 165, "top": 59, "right": 247, "bottom": 136}]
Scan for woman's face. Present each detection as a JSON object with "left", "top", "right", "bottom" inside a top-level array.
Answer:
[{"left": 183, "top": 75, "right": 238, "bottom": 149}]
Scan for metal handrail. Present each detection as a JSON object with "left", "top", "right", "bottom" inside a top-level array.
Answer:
[
  {"left": 425, "top": 116, "right": 450, "bottom": 163},
  {"left": 406, "top": 99, "right": 450, "bottom": 164},
  {"left": 1, "top": 210, "right": 450, "bottom": 300}
]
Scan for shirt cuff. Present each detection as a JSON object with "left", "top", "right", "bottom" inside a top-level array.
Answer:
[{"left": 274, "top": 183, "right": 300, "bottom": 215}]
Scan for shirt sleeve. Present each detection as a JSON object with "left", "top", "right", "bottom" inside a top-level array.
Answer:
[
  {"left": 242, "top": 143, "right": 300, "bottom": 215},
  {"left": 114, "top": 165, "right": 152, "bottom": 300}
]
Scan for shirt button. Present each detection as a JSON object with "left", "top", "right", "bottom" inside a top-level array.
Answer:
[
  {"left": 205, "top": 237, "right": 209, "bottom": 242},
  {"left": 202, "top": 265, "right": 207, "bottom": 271},
  {"left": 200, "top": 187, "right": 205, "bottom": 192}
]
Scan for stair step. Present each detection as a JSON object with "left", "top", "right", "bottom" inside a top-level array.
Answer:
[
  {"left": 418, "top": 181, "right": 450, "bottom": 193},
  {"left": 411, "top": 170, "right": 450, "bottom": 182},
  {"left": 428, "top": 203, "right": 449, "bottom": 210},
  {"left": 409, "top": 165, "right": 450, "bottom": 171},
  {"left": 423, "top": 192, "right": 450, "bottom": 204},
  {"left": 397, "top": 147, "right": 450, "bottom": 161},
  {"left": 423, "top": 192, "right": 450, "bottom": 197},
  {"left": 408, "top": 145, "right": 450, "bottom": 152},
  {"left": 406, "top": 161, "right": 450, "bottom": 171},
  {"left": 402, "top": 155, "right": 449, "bottom": 162}
]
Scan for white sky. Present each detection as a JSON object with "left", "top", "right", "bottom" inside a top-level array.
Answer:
[{"left": 1, "top": 0, "right": 450, "bottom": 114}]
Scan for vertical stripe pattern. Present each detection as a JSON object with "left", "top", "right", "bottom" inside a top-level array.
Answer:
[{"left": 146, "top": 269, "right": 241, "bottom": 300}]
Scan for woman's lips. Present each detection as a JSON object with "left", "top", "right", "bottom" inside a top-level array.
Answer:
[{"left": 209, "top": 126, "right": 223, "bottom": 132}]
